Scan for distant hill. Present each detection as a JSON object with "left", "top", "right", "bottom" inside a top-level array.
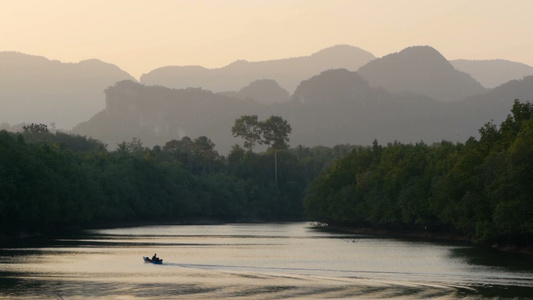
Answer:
[
  {"left": 217, "top": 79, "right": 290, "bottom": 104},
  {"left": 358, "top": 46, "right": 486, "bottom": 102},
  {"left": 291, "top": 70, "right": 533, "bottom": 146},
  {"left": 457, "top": 75, "right": 533, "bottom": 125},
  {"left": 288, "top": 69, "right": 452, "bottom": 146},
  {"left": 292, "top": 69, "right": 374, "bottom": 104},
  {"left": 7, "top": 45, "right": 533, "bottom": 133},
  {"left": 140, "top": 45, "right": 376, "bottom": 93},
  {"left": 72, "top": 71, "right": 533, "bottom": 154},
  {"left": 450, "top": 59, "right": 533, "bottom": 88},
  {"left": 73, "top": 80, "right": 264, "bottom": 152},
  {"left": 0, "top": 52, "right": 135, "bottom": 129}
]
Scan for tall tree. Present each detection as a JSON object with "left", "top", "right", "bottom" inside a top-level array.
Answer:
[
  {"left": 261, "top": 116, "right": 292, "bottom": 150},
  {"left": 231, "top": 115, "right": 262, "bottom": 151},
  {"left": 260, "top": 116, "right": 292, "bottom": 185}
]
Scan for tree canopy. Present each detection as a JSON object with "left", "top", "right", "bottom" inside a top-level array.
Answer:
[
  {"left": 0, "top": 125, "right": 336, "bottom": 236},
  {"left": 2, "top": 100, "right": 532, "bottom": 250},
  {"left": 304, "top": 100, "right": 533, "bottom": 246},
  {"left": 262, "top": 116, "right": 292, "bottom": 150},
  {"left": 232, "top": 115, "right": 292, "bottom": 151},
  {"left": 231, "top": 115, "right": 262, "bottom": 151}
]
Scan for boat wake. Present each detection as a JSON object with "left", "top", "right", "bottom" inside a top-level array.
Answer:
[{"left": 142, "top": 262, "right": 479, "bottom": 299}]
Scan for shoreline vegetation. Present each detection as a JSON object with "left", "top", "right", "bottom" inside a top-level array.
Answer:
[
  {"left": 315, "top": 222, "right": 533, "bottom": 257},
  {"left": 1, "top": 101, "right": 532, "bottom": 257},
  {"left": 304, "top": 100, "right": 533, "bottom": 253},
  {"left": 0, "top": 120, "right": 347, "bottom": 238}
]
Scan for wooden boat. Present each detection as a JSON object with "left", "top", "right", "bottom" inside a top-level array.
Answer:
[{"left": 143, "top": 256, "right": 163, "bottom": 264}]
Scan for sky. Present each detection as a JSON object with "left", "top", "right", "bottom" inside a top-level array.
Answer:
[{"left": 2, "top": 0, "right": 532, "bottom": 79}]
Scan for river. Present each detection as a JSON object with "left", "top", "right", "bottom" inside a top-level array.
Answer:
[{"left": 0, "top": 222, "right": 532, "bottom": 299}]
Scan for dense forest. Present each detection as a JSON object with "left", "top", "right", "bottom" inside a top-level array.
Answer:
[
  {"left": 304, "top": 100, "right": 533, "bottom": 246},
  {"left": 2, "top": 102, "right": 532, "bottom": 248},
  {"left": 0, "top": 122, "right": 354, "bottom": 236}
]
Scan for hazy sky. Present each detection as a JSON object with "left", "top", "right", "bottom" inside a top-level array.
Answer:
[{"left": 2, "top": 0, "right": 532, "bottom": 79}]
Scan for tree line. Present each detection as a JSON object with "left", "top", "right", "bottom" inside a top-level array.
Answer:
[
  {"left": 0, "top": 117, "right": 354, "bottom": 236},
  {"left": 3, "top": 101, "right": 532, "bottom": 248},
  {"left": 304, "top": 100, "right": 533, "bottom": 246}
]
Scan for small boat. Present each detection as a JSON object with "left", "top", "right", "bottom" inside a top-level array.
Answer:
[{"left": 143, "top": 256, "right": 163, "bottom": 264}]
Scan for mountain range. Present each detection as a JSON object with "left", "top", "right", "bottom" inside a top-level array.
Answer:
[
  {"left": 73, "top": 60, "right": 533, "bottom": 154},
  {"left": 217, "top": 79, "right": 290, "bottom": 104},
  {"left": 140, "top": 45, "right": 376, "bottom": 93},
  {"left": 2, "top": 45, "right": 533, "bottom": 152},
  {"left": 358, "top": 46, "right": 486, "bottom": 102},
  {"left": 450, "top": 59, "right": 533, "bottom": 88},
  {"left": 0, "top": 52, "right": 134, "bottom": 129}
]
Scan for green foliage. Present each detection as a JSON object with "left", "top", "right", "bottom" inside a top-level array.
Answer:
[
  {"left": 231, "top": 115, "right": 262, "bottom": 151},
  {"left": 304, "top": 100, "right": 533, "bottom": 246},
  {"left": 0, "top": 126, "right": 342, "bottom": 235},
  {"left": 0, "top": 131, "right": 96, "bottom": 232},
  {"left": 21, "top": 124, "right": 106, "bottom": 153},
  {"left": 261, "top": 116, "right": 292, "bottom": 150},
  {"left": 232, "top": 115, "right": 292, "bottom": 151},
  {"left": 22, "top": 123, "right": 49, "bottom": 134},
  {"left": 9, "top": 99, "right": 531, "bottom": 248},
  {"left": 161, "top": 136, "right": 221, "bottom": 174}
]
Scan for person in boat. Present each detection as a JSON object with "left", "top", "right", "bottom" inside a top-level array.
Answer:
[{"left": 152, "top": 253, "right": 158, "bottom": 261}]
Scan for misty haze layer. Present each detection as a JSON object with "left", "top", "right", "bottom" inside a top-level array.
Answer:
[
  {"left": 2, "top": 45, "right": 533, "bottom": 149},
  {"left": 73, "top": 72, "right": 533, "bottom": 154},
  {"left": 450, "top": 59, "right": 533, "bottom": 88},
  {"left": 357, "top": 46, "right": 486, "bottom": 102},
  {"left": 140, "top": 45, "right": 376, "bottom": 93},
  {"left": 0, "top": 52, "right": 134, "bottom": 129}
]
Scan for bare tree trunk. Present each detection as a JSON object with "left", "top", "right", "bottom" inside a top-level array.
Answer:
[{"left": 274, "top": 150, "right": 278, "bottom": 186}]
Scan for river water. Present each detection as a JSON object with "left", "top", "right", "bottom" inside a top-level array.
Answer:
[{"left": 0, "top": 222, "right": 532, "bottom": 299}]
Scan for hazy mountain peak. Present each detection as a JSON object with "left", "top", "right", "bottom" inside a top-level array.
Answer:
[
  {"left": 240, "top": 78, "right": 282, "bottom": 90},
  {"left": 358, "top": 45, "right": 485, "bottom": 102},
  {"left": 78, "top": 58, "right": 118, "bottom": 67},
  {"left": 311, "top": 44, "right": 375, "bottom": 59},
  {"left": 0, "top": 52, "right": 135, "bottom": 129},
  {"left": 140, "top": 45, "right": 376, "bottom": 93},
  {"left": 451, "top": 59, "right": 533, "bottom": 88},
  {"left": 219, "top": 79, "right": 290, "bottom": 104},
  {"left": 72, "top": 66, "right": 533, "bottom": 155},
  {"left": 79, "top": 58, "right": 105, "bottom": 64},
  {"left": 226, "top": 59, "right": 250, "bottom": 68},
  {"left": 293, "top": 69, "right": 373, "bottom": 104},
  {"left": 398, "top": 45, "right": 445, "bottom": 56},
  {"left": 145, "top": 65, "right": 208, "bottom": 73},
  {"left": 0, "top": 51, "right": 61, "bottom": 67},
  {"left": 377, "top": 45, "right": 453, "bottom": 71}
]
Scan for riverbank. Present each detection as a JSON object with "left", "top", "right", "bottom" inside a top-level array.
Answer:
[
  {"left": 84, "top": 216, "right": 307, "bottom": 230},
  {"left": 4, "top": 219, "right": 531, "bottom": 257},
  {"left": 0, "top": 217, "right": 307, "bottom": 241},
  {"left": 317, "top": 223, "right": 533, "bottom": 257}
]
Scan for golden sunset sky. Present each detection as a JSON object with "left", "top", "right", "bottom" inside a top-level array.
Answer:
[{"left": 2, "top": 0, "right": 532, "bottom": 78}]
